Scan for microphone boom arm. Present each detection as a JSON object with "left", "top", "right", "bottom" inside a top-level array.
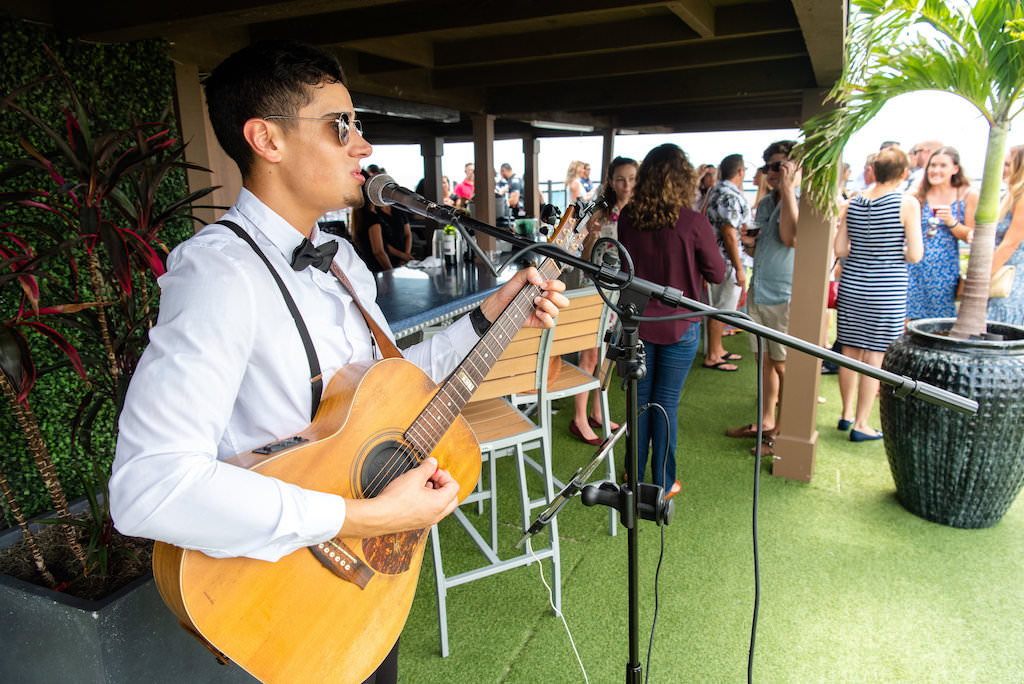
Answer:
[{"left": 364, "top": 175, "right": 976, "bottom": 415}]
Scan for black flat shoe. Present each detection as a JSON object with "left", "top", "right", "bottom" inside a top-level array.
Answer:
[{"left": 849, "top": 428, "right": 883, "bottom": 442}]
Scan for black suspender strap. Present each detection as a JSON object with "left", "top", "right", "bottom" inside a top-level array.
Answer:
[{"left": 216, "top": 220, "right": 323, "bottom": 420}]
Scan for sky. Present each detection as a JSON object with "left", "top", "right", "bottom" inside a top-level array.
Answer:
[{"left": 361, "top": 90, "right": 1021, "bottom": 193}]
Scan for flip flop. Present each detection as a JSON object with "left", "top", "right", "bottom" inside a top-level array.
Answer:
[
  {"left": 722, "top": 327, "right": 741, "bottom": 336},
  {"left": 721, "top": 351, "right": 743, "bottom": 362},
  {"left": 727, "top": 424, "right": 777, "bottom": 439},
  {"left": 701, "top": 360, "right": 739, "bottom": 372}
]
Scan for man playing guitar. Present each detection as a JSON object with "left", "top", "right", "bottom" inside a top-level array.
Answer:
[{"left": 109, "top": 39, "right": 567, "bottom": 683}]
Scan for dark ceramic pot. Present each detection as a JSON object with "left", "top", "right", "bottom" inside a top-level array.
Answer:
[{"left": 880, "top": 318, "right": 1024, "bottom": 528}]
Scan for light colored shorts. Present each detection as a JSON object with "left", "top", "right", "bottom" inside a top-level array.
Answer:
[
  {"left": 747, "top": 298, "right": 791, "bottom": 362},
  {"left": 707, "top": 263, "right": 742, "bottom": 311}
]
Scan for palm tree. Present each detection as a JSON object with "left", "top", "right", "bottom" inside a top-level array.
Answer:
[{"left": 800, "top": 0, "right": 1024, "bottom": 339}]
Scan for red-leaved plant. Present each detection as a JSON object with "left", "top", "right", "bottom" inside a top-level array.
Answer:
[{"left": 0, "top": 45, "right": 218, "bottom": 591}]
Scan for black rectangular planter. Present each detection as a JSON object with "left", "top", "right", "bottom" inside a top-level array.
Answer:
[{"left": 0, "top": 569, "right": 257, "bottom": 683}]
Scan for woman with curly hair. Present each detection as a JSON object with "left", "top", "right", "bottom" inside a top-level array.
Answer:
[
  {"left": 988, "top": 144, "right": 1024, "bottom": 325},
  {"left": 617, "top": 144, "right": 725, "bottom": 497}
]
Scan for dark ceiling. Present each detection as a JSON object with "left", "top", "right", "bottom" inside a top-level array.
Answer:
[{"left": 12, "top": 0, "right": 846, "bottom": 142}]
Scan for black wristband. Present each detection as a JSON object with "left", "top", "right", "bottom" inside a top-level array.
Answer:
[{"left": 469, "top": 306, "right": 493, "bottom": 336}]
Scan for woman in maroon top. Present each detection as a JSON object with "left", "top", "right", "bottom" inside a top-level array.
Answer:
[{"left": 618, "top": 144, "right": 726, "bottom": 497}]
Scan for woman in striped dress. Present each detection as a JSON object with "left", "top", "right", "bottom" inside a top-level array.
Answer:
[{"left": 834, "top": 147, "right": 923, "bottom": 442}]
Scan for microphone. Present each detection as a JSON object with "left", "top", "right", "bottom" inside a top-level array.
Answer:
[{"left": 365, "top": 174, "right": 457, "bottom": 224}]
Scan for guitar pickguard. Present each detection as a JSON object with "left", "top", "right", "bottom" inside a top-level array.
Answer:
[{"left": 362, "top": 528, "right": 427, "bottom": 575}]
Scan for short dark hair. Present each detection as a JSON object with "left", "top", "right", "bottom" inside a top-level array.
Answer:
[
  {"left": 718, "top": 154, "right": 744, "bottom": 182},
  {"left": 872, "top": 147, "right": 909, "bottom": 184},
  {"left": 763, "top": 140, "right": 796, "bottom": 163},
  {"left": 500, "top": 162, "right": 512, "bottom": 171},
  {"left": 204, "top": 40, "right": 347, "bottom": 177}
]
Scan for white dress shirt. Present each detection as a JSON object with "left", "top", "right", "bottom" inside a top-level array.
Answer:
[{"left": 110, "top": 189, "right": 479, "bottom": 561}]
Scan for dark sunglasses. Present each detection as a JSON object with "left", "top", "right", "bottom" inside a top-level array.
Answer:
[{"left": 762, "top": 161, "right": 784, "bottom": 173}]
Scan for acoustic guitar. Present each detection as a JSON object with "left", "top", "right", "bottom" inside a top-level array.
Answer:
[{"left": 152, "top": 207, "right": 590, "bottom": 683}]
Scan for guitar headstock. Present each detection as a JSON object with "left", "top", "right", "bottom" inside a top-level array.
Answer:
[{"left": 547, "top": 205, "right": 592, "bottom": 258}]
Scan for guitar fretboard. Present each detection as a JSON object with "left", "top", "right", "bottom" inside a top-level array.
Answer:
[{"left": 405, "top": 257, "right": 562, "bottom": 456}]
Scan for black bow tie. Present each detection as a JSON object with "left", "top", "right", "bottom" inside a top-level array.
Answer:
[{"left": 291, "top": 238, "right": 339, "bottom": 272}]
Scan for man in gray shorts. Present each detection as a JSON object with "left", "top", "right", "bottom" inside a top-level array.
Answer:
[
  {"left": 726, "top": 140, "right": 798, "bottom": 453},
  {"left": 702, "top": 153, "right": 750, "bottom": 371}
]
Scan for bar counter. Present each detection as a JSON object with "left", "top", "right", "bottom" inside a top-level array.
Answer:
[{"left": 375, "top": 258, "right": 516, "bottom": 344}]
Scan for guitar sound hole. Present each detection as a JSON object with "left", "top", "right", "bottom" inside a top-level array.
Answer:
[{"left": 360, "top": 440, "right": 418, "bottom": 498}]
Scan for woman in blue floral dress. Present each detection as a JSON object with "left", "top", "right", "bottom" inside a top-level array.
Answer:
[
  {"left": 907, "top": 146, "right": 977, "bottom": 319},
  {"left": 988, "top": 145, "right": 1024, "bottom": 326}
]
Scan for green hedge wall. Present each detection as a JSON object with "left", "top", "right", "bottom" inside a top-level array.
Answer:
[{"left": 1, "top": 18, "right": 192, "bottom": 524}]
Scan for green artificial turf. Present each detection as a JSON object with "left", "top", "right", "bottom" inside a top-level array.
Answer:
[{"left": 396, "top": 332, "right": 1024, "bottom": 682}]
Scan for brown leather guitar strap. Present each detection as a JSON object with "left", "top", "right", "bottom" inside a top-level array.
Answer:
[{"left": 328, "top": 262, "right": 403, "bottom": 360}]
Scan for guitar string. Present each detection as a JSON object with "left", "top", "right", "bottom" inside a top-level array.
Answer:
[
  {"left": 362, "top": 286, "right": 543, "bottom": 497},
  {"left": 360, "top": 251, "right": 562, "bottom": 495},
  {"left": 357, "top": 255, "right": 564, "bottom": 500},
  {"left": 357, "top": 277, "right": 547, "bottom": 498}
]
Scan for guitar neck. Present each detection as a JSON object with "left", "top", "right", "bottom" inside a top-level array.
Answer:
[{"left": 405, "top": 256, "right": 562, "bottom": 456}]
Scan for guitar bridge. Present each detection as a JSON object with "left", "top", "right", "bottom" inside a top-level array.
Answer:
[{"left": 310, "top": 539, "right": 374, "bottom": 589}]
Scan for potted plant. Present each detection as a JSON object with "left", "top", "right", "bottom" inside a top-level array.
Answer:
[
  {"left": 0, "top": 47, "right": 237, "bottom": 682},
  {"left": 799, "top": 0, "right": 1024, "bottom": 528}
]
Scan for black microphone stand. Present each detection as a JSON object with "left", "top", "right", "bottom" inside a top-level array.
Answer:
[{"left": 377, "top": 191, "right": 979, "bottom": 683}]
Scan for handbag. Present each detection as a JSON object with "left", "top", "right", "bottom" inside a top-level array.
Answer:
[
  {"left": 826, "top": 257, "right": 840, "bottom": 309},
  {"left": 990, "top": 265, "right": 1015, "bottom": 298}
]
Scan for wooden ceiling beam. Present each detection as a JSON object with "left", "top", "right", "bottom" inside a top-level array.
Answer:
[
  {"left": 614, "top": 101, "right": 803, "bottom": 130},
  {"left": 250, "top": 0, "right": 662, "bottom": 45},
  {"left": 487, "top": 55, "right": 816, "bottom": 114},
  {"left": 434, "top": 15, "right": 699, "bottom": 67},
  {"left": 432, "top": 1, "right": 796, "bottom": 68},
  {"left": 432, "top": 30, "right": 806, "bottom": 89},
  {"left": 667, "top": 0, "right": 714, "bottom": 38}
]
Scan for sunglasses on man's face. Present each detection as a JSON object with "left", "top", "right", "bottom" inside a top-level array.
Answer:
[
  {"left": 263, "top": 112, "right": 364, "bottom": 146},
  {"left": 762, "top": 161, "right": 784, "bottom": 173}
]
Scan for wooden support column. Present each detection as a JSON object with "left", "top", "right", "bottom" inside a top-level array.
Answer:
[
  {"left": 172, "top": 59, "right": 241, "bottom": 229},
  {"left": 600, "top": 129, "right": 615, "bottom": 190},
  {"left": 772, "top": 89, "right": 836, "bottom": 482},
  {"left": 420, "top": 136, "right": 444, "bottom": 202},
  {"left": 523, "top": 134, "right": 541, "bottom": 218},
  {"left": 472, "top": 114, "right": 496, "bottom": 253}
]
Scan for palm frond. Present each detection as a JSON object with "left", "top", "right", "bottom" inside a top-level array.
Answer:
[{"left": 799, "top": 0, "right": 1024, "bottom": 215}]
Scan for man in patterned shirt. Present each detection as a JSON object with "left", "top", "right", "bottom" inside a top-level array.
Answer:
[{"left": 701, "top": 153, "right": 750, "bottom": 371}]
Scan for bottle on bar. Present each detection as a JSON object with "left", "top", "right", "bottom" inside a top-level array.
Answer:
[{"left": 443, "top": 224, "right": 457, "bottom": 268}]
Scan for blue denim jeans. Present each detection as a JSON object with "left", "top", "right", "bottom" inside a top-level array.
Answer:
[{"left": 635, "top": 322, "right": 701, "bottom": 489}]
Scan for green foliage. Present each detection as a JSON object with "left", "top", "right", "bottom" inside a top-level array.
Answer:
[
  {"left": 0, "top": 18, "right": 196, "bottom": 523},
  {"left": 798, "top": 0, "right": 1024, "bottom": 338},
  {"left": 799, "top": 0, "right": 1024, "bottom": 217}
]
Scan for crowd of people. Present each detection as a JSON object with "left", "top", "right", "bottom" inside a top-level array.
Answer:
[
  {"left": 339, "top": 134, "right": 1024, "bottom": 487},
  {"left": 555, "top": 136, "right": 1024, "bottom": 487},
  {"left": 322, "top": 129, "right": 1024, "bottom": 485}
]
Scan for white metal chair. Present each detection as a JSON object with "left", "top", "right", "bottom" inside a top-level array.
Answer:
[
  {"left": 429, "top": 325, "right": 561, "bottom": 657},
  {"left": 536, "top": 286, "right": 618, "bottom": 535}
]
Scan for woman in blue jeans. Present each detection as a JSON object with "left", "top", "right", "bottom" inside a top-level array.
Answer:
[{"left": 618, "top": 144, "right": 726, "bottom": 497}]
